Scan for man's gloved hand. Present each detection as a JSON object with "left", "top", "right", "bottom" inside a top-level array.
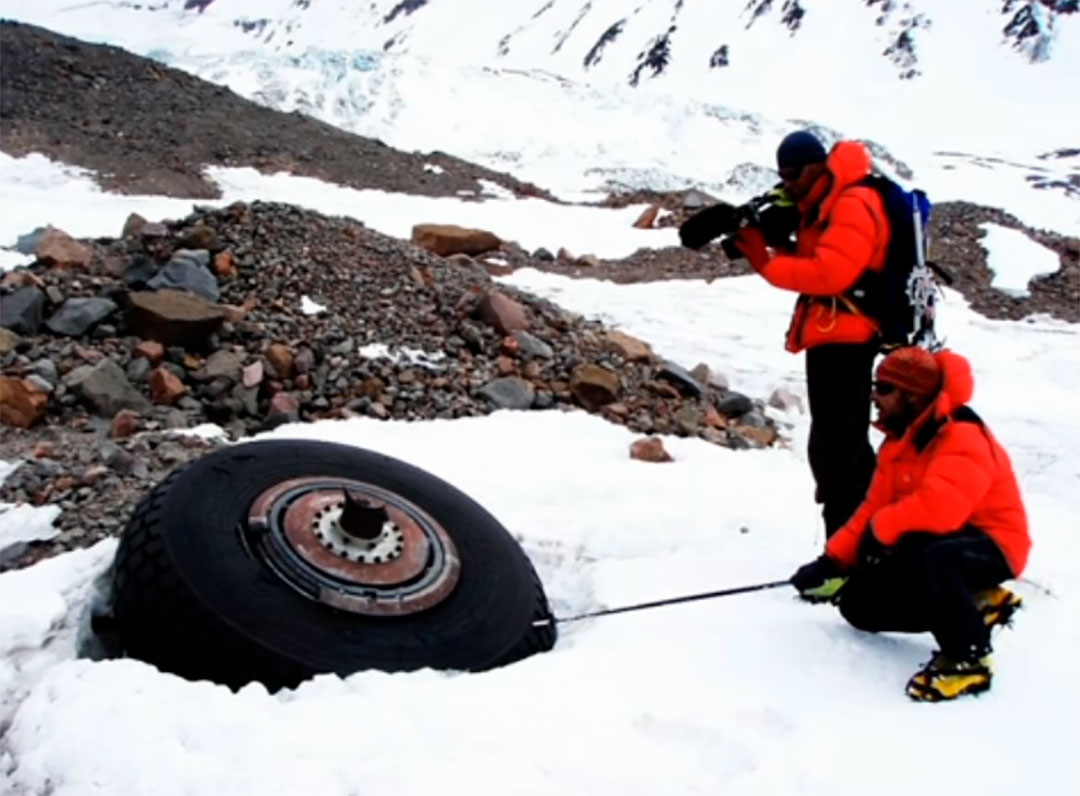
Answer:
[
  {"left": 720, "top": 235, "right": 744, "bottom": 260},
  {"left": 678, "top": 203, "right": 741, "bottom": 250},
  {"left": 730, "top": 227, "right": 769, "bottom": 268},
  {"left": 790, "top": 555, "right": 848, "bottom": 604},
  {"left": 757, "top": 200, "right": 799, "bottom": 250}
]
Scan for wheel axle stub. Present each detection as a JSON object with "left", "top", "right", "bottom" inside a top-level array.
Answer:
[{"left": 247, "top": 477, "right": 460, "bottom": 616}]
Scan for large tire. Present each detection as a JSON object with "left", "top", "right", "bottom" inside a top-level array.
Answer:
[{"left": 111, "top": 440, "right": 556, "bottom": 690}]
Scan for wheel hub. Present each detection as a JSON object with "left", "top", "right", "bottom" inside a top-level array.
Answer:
[{"left": 245, "top": 477, "right": 460, "bottom": 617}]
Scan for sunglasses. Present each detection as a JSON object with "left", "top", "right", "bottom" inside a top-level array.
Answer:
[
  {"left": 872, "top": 381, "right": 898, "bottom": 396},
  {"left": 778, "top": 165, "right": 804, "bottom": 182}
]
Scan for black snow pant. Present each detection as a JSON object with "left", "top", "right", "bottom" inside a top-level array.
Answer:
[
  {"left": 805, "top": 341, "right": 878, "bottom": 537},
  {"left": 836, "top": 529, "right": 1013, "bottom": 660}
]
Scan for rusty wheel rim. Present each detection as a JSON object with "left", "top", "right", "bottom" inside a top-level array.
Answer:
[{"left": 244, "top": 477, "right": 460, "bottom": 616}]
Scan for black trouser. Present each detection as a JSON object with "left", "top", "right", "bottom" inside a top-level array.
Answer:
[
  {"left": 805, "top": 341, "right": 878, "bottom": 536},
  {"left": 837, "top": 529, "right": 1013, "bottom": 660}
]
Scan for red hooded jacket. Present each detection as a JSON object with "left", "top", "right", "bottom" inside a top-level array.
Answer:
[
  {"left": 738, "top": 140, "right": 889, "bottom": 353},
  {"left": 825, "top": 350, "right": 1030, "bottom": 576}
]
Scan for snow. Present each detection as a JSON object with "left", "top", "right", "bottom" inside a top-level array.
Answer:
[
  {"left": 1, "top": 4, "right": 1080, "bottom": 794},
  {"left": 978, "top": 223, "right": 1064, "bottom": 297}
]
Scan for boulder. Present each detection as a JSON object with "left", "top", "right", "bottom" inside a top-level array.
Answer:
[
  {"left": 630, "top": 436, "right": 674, "bottom": 463},
  {"left": 570, "top": 364, "right": 621, "bottom": 409},
  {"left": 125, "top": 289, "right": 227, "bottom": 347},
  {"left": 0, "top": 286, "right": 47, "bottom": 334},
  {"left": 411, "top": 224, "right": 501, "bottom": 257},
  {"left": 34, "top": 227, "right": 92, "bottom": 268}
]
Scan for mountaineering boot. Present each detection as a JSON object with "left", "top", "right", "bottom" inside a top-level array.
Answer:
[
  {"left": 974, "top": 586, "right": 1022, "bottom": 629},
  {"left": 906, "top": 651, "right": 993, "bottom": 702}
]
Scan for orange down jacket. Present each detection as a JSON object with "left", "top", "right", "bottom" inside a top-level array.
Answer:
[
  {"left": 825, "top": 350, "right": 1030, "bottom": 576},
  {"left": 740, "top": 140, "right": 890, "bottom": 353}
]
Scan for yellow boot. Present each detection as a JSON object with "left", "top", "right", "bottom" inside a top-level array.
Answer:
[
  {"left": 974, "top": 586, "right": 1022, "bottom": 629},
  {"left": 906, "top": 652, "right": 993, "bottom": 702}
]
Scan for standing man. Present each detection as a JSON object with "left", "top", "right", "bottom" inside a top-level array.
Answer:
[
  {"left": 729, "top": 130, "right": 889, "bottom": 536},
  {"left": 791, "top": 346, "right": 1030, "bottom": 701}
]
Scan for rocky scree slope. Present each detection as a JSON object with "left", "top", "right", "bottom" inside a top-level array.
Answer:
[
  {"left": 0, "top": 20, "right": 553, "bottom": 201},
  {"left": 0, "top": 203, "right": 778, "bottom": 569}
]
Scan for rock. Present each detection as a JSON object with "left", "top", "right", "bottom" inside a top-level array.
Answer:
[
  {"left": 477, "top": 290, "right": 529, "bottom": 334},
  {"left": 178, "top": 225, "right": 218, "bottom": 251},
  {"left": 683, "top": 191, "right": 708, "bottom": 210},
  {"left": 123, "top": 255, "right": 159, "bottom": 288},
  {"left": 630, "top": 436, "right": 673, "bottom": 463},
  {"left": 27, "top": 359, "right": 59, "bottom": 387},
  {"left": 603, "top": 330, "right": 653, "bottom": 362},
  {"left": 264, "top": 343, "right": 295, "bottom": 379},
  {"left": 242, "top": 361, "right": 264, "bottom": 388},
  {"left": 768, "top": 386, "right": 804, "bottom": 413},
  {"left": 146, "top": 254, "right": 220, "bottom": 301},
  {"left": 34, "top": 227, "right": 92, "bottom": 268},
  {"left": 633, "top": 204, "right": 661, "bottom": 229},
  {"left": 0, "top": 286, "right": 48, "bottom": 334},
  {"left": 195, "top": 350, "right": 244, "bottom": 383},
  {"left": 532, "top": 247, "right": 555, "bottom": 262},
  {"left": 125, "top": 289, "right": 227, "bottom": 347},
  {"left": 577, "top": 254, "right": 600, "bottom": 268},
  {"left": 512, "top": 330, "right": 554, "bottom": 359},
  {"left": 44, "top": 296, "right": 119, "bottom": 337},
  {"left": 14, "top": 226, "right": 48, "bottom": 255},
  {"left": 411, "top": 224, "right": 501, "bottom": 257},
  {"left": 657, "top": 361, "right": 706, "bottom": 398},
  {"left": 717, "top": 391, "right": 754, "bottom": 418},
  {"left": 732, "top": 424, "right": 778, "bottom": 448},
  {"left": 0, "top": 327, "right": 21, "bottom": 354},
  {"left": 266, "top": 391, "right": 300, "bottom": 425},
  {"left": 0, "top": 376, "right": 48, "bottom": 428},
  {"left": 212, "top": 250, "right": 237, "bottom": 278},
  {"left": 109, "top": 409, "right": 141, "bottom": 439},
  {"left": 133, "top": 340, "right": 165, "bottom": 364},
  {"left": 570, "top": 363, "right": 621, "bottom": 409},
  {"left": 477, "top": 376, "right": 535, "bottom": 409},
  {"left": 121, "top": 213, "right": 148, "bottom": 238},
  {"left": 691, "top": 363, "right": 729, "bottom": 390},
  {"left": 70, "top": 358, "right": 152, "bottom": 416},
  {"left": 148, "top": 366, "right": 187, "bottom": 404}
]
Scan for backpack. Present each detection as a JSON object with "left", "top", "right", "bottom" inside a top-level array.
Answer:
[{"left": 844, "top": 175, "right": 940, "bottom": 349}]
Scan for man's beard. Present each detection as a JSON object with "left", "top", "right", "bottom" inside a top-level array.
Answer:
[{"left": 882, "top": 402, "right": 921, "bottom": 436}]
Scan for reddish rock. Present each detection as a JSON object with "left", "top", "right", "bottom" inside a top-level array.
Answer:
[
  {"left": 0, "top": 376, "right": 48, "bottom": 428},
  {"left": 121, "top": 213, "right": 148, "bottom": 238},
  {"left": 496, "top": 356, "right": 516, "bottom": 375},
  {"left": 630, "top": 437, "right": 674, "bottom": 463},
  {"left": 500, "top": 335, "right": 520, "bottom": 355},
  {"left": 134, "top": 340, "right": 165, "bottom": 365},
  {"left": 569, "top": 363, "right": 621, "bottom": 409},
  {"left": 125, "top": 289, "right": 227, "bottom": 347},
  {"left": 35, "top": 227, "right": 92, "bottom": 268},
  {"left": 242, "top": 361, "right": 264, "bottom": 388},
  {"left": 109, "top": 409, "right": 141, "bottom": 438},
  {"left": 604, "top": 330, "right": 653, "bottom": 362},
  {"left": 411, "top": 223, "right": 501, "bottom": 257},
  {"left": 633, "top": 204, "right": 661, "bottom": 229},
  {"left": 268, "top": 392, "right": 300, "bottom": 416},
  {"left": 703, "top": 406, "right": 728, "bottom": 429},
  {"left": 147, "top": 366, "right": 187, "bottom": 404},
  {"left": 213, "top": 250, "right": 238, "bottom": 278},
  {"left": 265, "top": 343, "right": 295, "bottom": 379},
  {"left": 735, "top": 425, "right": 779, "bottom": 448},
  {"left": 477, "top": 291, "right": 529, "bottom": 334}
]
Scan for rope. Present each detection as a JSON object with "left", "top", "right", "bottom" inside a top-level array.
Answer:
[{"left": 536, "top": 579, "right": 792, "bottom": 626}]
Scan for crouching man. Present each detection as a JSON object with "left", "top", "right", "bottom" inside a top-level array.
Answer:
[{"left": 790, "top": 346, "right": 1030, "bottom": 701}]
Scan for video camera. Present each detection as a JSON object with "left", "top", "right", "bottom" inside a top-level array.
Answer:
[{"left": 678, "top": 186, "right": 800, "bottom": 256}]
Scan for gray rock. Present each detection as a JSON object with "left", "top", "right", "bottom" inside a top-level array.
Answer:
[
  {"left": 477, "top": 376, "right": 535, "bottom": 409},
  {"left": 14, "top": 226, "right": 48, "bottom": 255},
  {"left": 717, "top": 391, "right": 754, "bottom": 418},
  {"left": 513, "top": 330, "right": 554, "bottom": 359},
  {"left": 0, "top": 286, "right": 48, "bottom": 334},
  {"left": 657, "top": 361, "right": 705, "bottom": 398},
  {"left": 27, "top": 358, "right": 59, "bottom": 386},
  {"left": 123, "top": 255, "right": 159, "bottom": 288},
  {"left": 147, "top": 258, "right": 220, "bottom": 301},
  {"left": 532, "top": 247, "right": 555, "bottom": 262},
  {"left": 45, "top": 297, "right": 119, "bottom": 337},
  {"left": 74, "top": 358, "right": 152, "bottom": 416}
]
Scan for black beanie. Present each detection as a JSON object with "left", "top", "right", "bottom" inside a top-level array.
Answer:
[{"left": 776, "top": 130, "right": 827, "bottom": 170}]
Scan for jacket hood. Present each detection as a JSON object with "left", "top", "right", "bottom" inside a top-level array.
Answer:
[
  {"left": 931, "top": 348, "right": 974, "bottom": 418},
  {"left": 799, "top": 140, "right": 873, "bottom": 218}
]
